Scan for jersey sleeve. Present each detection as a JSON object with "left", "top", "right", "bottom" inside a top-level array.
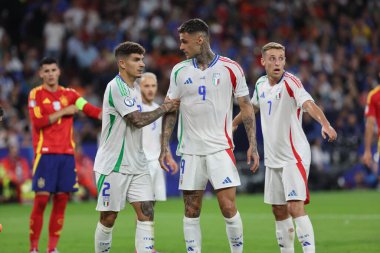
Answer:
[
  {"left": 69, "top": 88, "right": 101, "bottom": 119},
  {"left": 286, "top": 77, "right": 313, "bottom": 108},
  {"left": 226, "top": 62, "right": 249, "bottom": 98},
  {"left": 166, "top": 65, "right": 182, "bottom": 99},
  {"left": 111, "top": 84, "right": 138, "bottom": 117},
  {"left": 365, "top": 90, "right": 377, "bottom": 118},
  {"left": 28, "top": 88, "right": 50, "bottom": 129}
]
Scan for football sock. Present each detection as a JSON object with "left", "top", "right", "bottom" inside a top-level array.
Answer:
[
  {"left": 30, "top": 194, "right": 49, "bottom": 250},
  {"left": 183, "top": 216, "right": 202, "bottom": 253},
  {"left": 135, "top": 220, "right": 154, "bottom": 253},
  {"left": 294, "top": 215, "right": 315, "bottom": 253},
  {"left": 224, "top": 211, "right": 244, "bottom": 253},
  {"left": 95, "top": 222, "right": 113, "bottom": 253},
  {"left": 48, "top": 193, "right": 69, "bottom": 251},
  {"left": 275, "top": 217, "right": 295, "bottom": 253}
]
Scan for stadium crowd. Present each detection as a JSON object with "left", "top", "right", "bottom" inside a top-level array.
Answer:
[{"left": 0, "top": 0, "right": 380, "bottom": 202}]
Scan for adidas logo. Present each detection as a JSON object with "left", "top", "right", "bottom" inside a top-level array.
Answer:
[
  {"left": 260, "top": 92, "right": 265, "bottom": 98},
  {"left": 222, "top": 177, "right": 232, "bottom": 184},
  {"left": 187, "top": 246, "right": 195, "bottom": 251},
  {"left": 184, "top": 78, "right": 193, "bottom": 84},
  {"left": 288, "top": 190, "right": 297, "bottom": 197}
]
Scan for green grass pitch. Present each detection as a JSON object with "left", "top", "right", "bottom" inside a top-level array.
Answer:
[{"left": 0, "top": 190, "right": 379, "bottom": 253}]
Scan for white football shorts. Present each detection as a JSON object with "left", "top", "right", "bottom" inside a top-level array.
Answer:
[
  {"left": 95, "top": 171, "right": 154, "bottom": 212},
  {"left": 147, "top": 160, "right": 167, "bottom": 201},
  {"left": 179, "top": 149, "right": 240, "bottom": 190},
  {"left": 264, "top": 162, "right": 310, "bottom": 205}
]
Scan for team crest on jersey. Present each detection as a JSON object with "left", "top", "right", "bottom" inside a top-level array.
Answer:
[
  {"left": 212, "top": 73, "right": 221, "bottom": 86},
  {"left": 60, "top": 95, "right": 68, "bottom": 107},
  {"left": 275, "top": 92, "right": 281, "bottom": 100},
  {"left": 53, "top": 101, "right": 61, "bottom": 111},
  {"left": 124, "top": 96, "right": 135, "bottom": 107},
  {"left": 38, "top": 177, "right": 45, "bottom": 188}
]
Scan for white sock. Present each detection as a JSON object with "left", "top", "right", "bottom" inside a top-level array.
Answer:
[
  {"left": 275, "top": 217, "right": 295, "bottom": 253},
  {"left": 135, "top": 220, "right": 154, "bottom": 253},
  {"left": 294, "top": 215, "right": 315, "bottom": 253},
  {"left": 95, "top": 222, "right": 113, "bottom": 253},
  {"left": 183, "top": 216, "right": 202, "bottom": 253},
  {"left": 224, "top": 211, "right": 243, "bottom": 253}
]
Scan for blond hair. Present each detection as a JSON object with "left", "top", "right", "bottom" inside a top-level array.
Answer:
[{"left": 261, "top": 42, "right": 285, "bottom": 56}]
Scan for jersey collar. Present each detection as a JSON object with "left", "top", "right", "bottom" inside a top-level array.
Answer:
[{"left": 192, "top": 54, "right": 220, "bottom": 69}]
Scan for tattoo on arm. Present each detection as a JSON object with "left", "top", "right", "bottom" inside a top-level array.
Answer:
[
  {"left": 125, "top": 107, "right": 165, "bottom": 128},
  {"left": 183, "top": 190, "right": 203, "bottom": 218},
  {"left": 161, "top": 111, "right": 177, "bottom": 153},
  {"left": 238, "top": 95, "right": 258, "bottom": 152}
]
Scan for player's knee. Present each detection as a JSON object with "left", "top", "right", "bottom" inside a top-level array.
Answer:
[
  {"left": 100, "top": 211, "right": 118, "bottom": 227},
  {"left": 287, "top": 201, "right": 305, "bottom": 218},
  {"left": 139, "top": 201, "right": 154, "bottom": 221},
  {"left": 185, "top": 203, "right": 201, "bottom": 218},
  {"left": 272, "top": 205, "right": 289, "bottom": 220},
  {"left": 220, "top": 202, "right": 237, "bottom": 218}
]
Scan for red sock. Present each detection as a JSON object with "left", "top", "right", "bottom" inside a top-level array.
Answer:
[
  {"left": 30, "top": 194, "right": 50, "bottom": 250},
  {"left": 48, "top": 193, "right": 69, "bottom": 251}
]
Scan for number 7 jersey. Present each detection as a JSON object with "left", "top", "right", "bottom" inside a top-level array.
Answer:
[
  {"left": 251, "top": 72, "right": 314, "bottom": 168},
  {"left": 167, "top": 55, "right": 249, "bottom": 155}
]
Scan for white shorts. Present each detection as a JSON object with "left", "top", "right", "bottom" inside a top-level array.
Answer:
[
  {"left": 95, "top": 171, "right": 154, "bottom": 212},
  {"left": 148, "top": 160, "right": 167, "bottom": 201},
  {"left": 179, "top": 149, "right": 240, "bottom": 190},
  {"left": 264, "top": 162, "right": 310, "bottom": 205}
]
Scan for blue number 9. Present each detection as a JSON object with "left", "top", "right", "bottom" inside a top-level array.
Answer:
[
  {"left": 180, "top": 159, "right": 186, "bottom": 174},
  {"left": 198, "top": 85, "right": 206, "bottom": 100}
]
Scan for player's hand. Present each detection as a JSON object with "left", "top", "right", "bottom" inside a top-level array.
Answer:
[
  {"left": 321, "top": 125, "right": 337, "bottom": 142},
  {"left": 362, "top": 150, "right": 373, "bottom": 168},
  {"left": 62, "top": 105, "right": 79, "bottom": 116},
  {"left": 159, "top": 149, "right": 171, "bottom": 173},
  {"left": 166, "top": 153, "right": 179, "bottom": 175},
  {"left": 247, "top": 145, "right": 260, "bottom": 173},
  {"left": 162, "top": 98, "right": 180, "bottom": 113}
]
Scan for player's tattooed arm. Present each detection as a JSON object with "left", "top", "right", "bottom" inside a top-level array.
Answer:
[
  {"left": 237, "top": 95, "right": 260, "bottom": 172},
  {"left": 125, "top": 98, "right": 179, "bottom": 128},
  {"left": 159, "top": 110, "right": 178, "bottom": 172}
]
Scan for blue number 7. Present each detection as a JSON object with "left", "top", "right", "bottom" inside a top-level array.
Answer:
[
  {"left": 267, "top": 100, "right": 272, "bottom": 115},
  {"left": 198, "top": 85, "right": 206, "bottom": 100}
]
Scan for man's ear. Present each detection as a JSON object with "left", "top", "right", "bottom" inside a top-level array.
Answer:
[{"left": 260, "top": 57, "right": 265, "bottom": 67}]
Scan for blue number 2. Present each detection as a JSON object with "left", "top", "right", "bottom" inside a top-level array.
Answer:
[
  {"left": 102, "top": 182, "right": 110, "bottom": 197},
  {"left": 198, "top": 85, "right": 206, "bottom": 100},
  {"left": 267, "top": 100, "right": 272, "bottom": 115}
]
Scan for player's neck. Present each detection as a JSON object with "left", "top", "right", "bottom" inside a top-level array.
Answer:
[
  {"left": 142, "top": 97, "right": 153, "bottom": 106},
  {"left": 119, "top": 72, "right": 136, "bottom": 88},
  {"left": 43, "top": 83, "right": 59, "bottom": 92},
  {"left": 195, "top": 47, "right": 215, "bottom": 70}
]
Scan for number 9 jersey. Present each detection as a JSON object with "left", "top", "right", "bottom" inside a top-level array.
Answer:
[{"left": 167, "top": 55, "right": 249, "bottom": 155}]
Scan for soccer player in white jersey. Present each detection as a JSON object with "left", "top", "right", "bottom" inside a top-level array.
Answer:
[
  {"left": 140, "top": 72, "right": 179, "bottom": 202},
  {"left": 160, "top": 18, "right": 260, "bottom": 253},
  {"left": 233, "top": 42, "right": 337, "bottom": 253},
  {"left": 93, "top": 41, "right": 179, "bottom": 253}
]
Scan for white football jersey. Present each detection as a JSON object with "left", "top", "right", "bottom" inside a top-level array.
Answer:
[
  {"left": 94, "top": 75, "right": 147, "bottom": 175},
  {"left": 251, "top": 72, "right": 313, "bottom": 168},
  {"left": 142, "top": 102, "right": 162, "bottom": 161},
  {"left": 167, "top": 55, "right": 249, "bottom": 155}
]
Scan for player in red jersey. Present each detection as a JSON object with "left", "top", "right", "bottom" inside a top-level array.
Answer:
[
  {"left": 28, "top": 57, "right": 101, "bottom": 253},
  {"left": 362, "top": 79, "right": 380, "bottom": 184}
]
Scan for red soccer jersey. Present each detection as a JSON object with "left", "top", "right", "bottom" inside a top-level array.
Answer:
[
  {"left": 365, "top": 86, "right": 380, "bottom": 139},
  {"left": 28, "top": 85, "right": 81, "bottom": 155}
]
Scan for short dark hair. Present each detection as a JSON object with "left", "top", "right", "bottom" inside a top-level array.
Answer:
[
  {"left": 178, "top": 18, "right": 209, "bottom": 35},
  {"left": 39, "top": 57, "right": 58, "bottom": 67},
  {"left": 114, "top": 41, "right": 145, "bottom": 58}
]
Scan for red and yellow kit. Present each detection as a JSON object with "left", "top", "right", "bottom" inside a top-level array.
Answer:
[
  {"left": 28, "top": 85, "right": 100, "bottom": 155},
  {"left": 365, "top": 86, "right": 380, "bottom": 146}
]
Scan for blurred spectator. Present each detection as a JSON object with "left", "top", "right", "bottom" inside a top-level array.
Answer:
[
  {"left": 43, "top": 14, "right": 66, "bottom": 59},
  {"left": 0, "top": 143, "right": 31, "bottom": 203},
  {"left": 74, "top": 145, "right": 97, "bottom": 200}
]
